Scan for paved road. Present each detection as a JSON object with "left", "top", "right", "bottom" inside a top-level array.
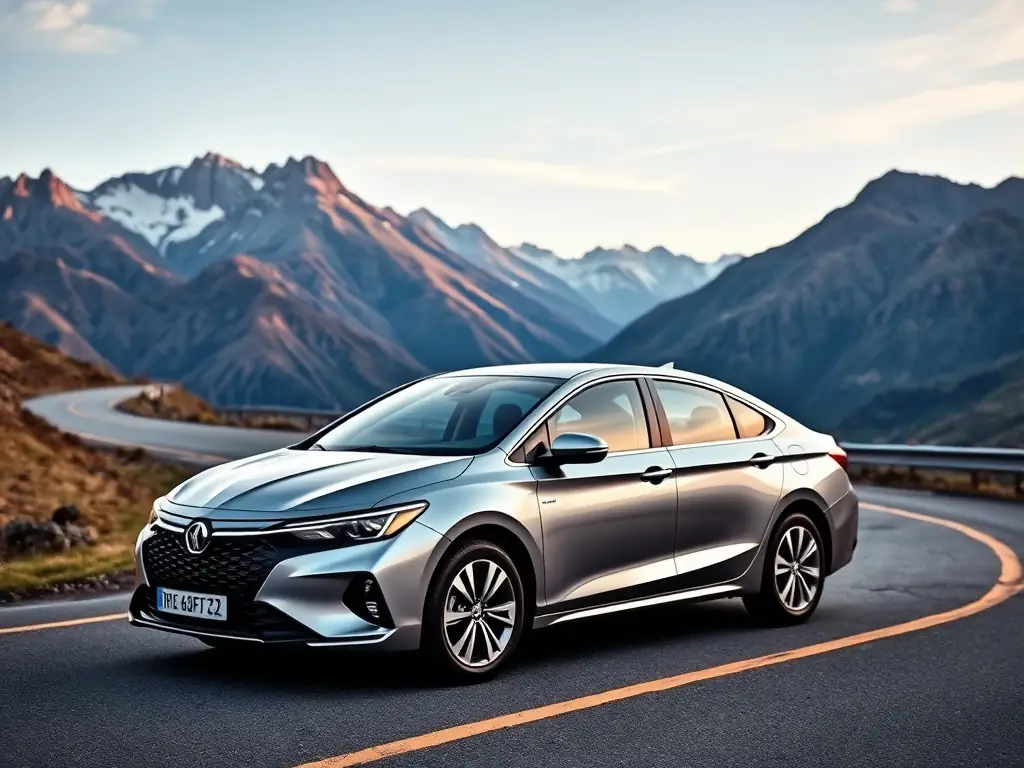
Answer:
[
  {"left": 23, "top": 385, "right": 302, "bottom": 464},
  {"left": 6, "top": 389, "right": 1023, "bottom": 767}
]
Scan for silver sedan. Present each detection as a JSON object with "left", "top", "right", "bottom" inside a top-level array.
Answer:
[{"left": 130, "top": 363, "right": 858, "bottom": 680}]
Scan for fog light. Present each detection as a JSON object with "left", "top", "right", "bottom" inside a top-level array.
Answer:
[{"left": 342, "top": 573, "right": 393, "bottom": 628}]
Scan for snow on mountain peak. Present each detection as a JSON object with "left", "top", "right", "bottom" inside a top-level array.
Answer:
[{"left": 90, "top": 182, "right": 225, "bottom": 255}]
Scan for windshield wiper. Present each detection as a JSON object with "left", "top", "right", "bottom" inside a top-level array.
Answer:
[{"left": 310, "top": 443, "right": 326, "bottom": 451}]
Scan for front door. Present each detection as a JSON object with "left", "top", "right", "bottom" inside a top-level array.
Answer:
[{"left": 532, "top": 378, "right": 678, "bottom": 612}]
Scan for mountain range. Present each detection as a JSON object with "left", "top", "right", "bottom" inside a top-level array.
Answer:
[
  {"left": 512, "top": 243, "right": 741, "bottom": 326},
  {"left": 2, "top": 154, "right": 1021, "bottom": 444},
  {"left": 0, "top": 154, "right": 728, "bottom": 409},
  {"left": 592, "top": 170, "right": 1024, "bottom": 440}
]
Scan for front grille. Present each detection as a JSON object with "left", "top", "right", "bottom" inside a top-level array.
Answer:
[
  {"left": 138, "top": 527, "right": 321, "bottom": 642},
  {"left": 142, "top": 526, "right": 280, "bottom": 603}
]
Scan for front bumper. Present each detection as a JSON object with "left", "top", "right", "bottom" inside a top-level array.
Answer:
[{"left": 130, "top": 519, "right": 445, "bottom": 650}]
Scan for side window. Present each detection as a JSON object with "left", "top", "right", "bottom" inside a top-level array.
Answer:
[
  {"left": 652, "top": 380, "right": 737, "bottom": 446},
  {"left": 726, "top": 396, "right": 772, "bottom": 438},
  {"left": 549, "top": 380, "right": 650, "bottom": 453}
]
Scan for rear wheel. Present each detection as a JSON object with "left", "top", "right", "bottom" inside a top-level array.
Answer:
[
  {"left": 744, "top": 512, "right": 825, "bottom": 625},
  {"left": 422, "top": 540, "right": 526, "bottom": 682}
]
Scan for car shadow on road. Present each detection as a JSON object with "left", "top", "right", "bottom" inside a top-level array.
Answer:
[{"left": 127, "top": 598, "right": 761, "bottom": 694}]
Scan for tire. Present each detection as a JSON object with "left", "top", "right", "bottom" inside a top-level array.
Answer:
[
  {"left": 743, "top": 512, "right": 825, "bottom": 625},
  {"left": 422, "top": 540, "right": 527, "bottom": 682}
]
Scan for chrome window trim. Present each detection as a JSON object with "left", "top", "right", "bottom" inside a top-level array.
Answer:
[{"left": 504, "top": 373, "right": 662, "bottom": 467}]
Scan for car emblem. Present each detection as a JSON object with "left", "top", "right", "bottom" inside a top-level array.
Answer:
[{"left": 184, "top": 521, "right": 211, "bottom": 554}]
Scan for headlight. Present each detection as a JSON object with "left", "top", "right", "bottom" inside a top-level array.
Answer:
[{"left": 283, "top": 501, "right": 428, "bottom": 542}]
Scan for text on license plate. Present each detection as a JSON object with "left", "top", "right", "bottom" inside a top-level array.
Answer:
[{"left": 155, "top": 587, "right": 227, "bottom": 621}]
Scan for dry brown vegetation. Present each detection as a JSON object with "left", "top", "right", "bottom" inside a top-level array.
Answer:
[
  {"left": 850, "top": 464, "right": 1023, "bottom": 501},
  {"left": 0, "top": 323, "right": 193, "bottom": 594},
  {"left": 118, "top": 386, "right": 308, "bottom": 432}
]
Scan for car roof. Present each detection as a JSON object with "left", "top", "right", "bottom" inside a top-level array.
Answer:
[{"left": 435, "top": 361, "right": 678, "bottom": 379}]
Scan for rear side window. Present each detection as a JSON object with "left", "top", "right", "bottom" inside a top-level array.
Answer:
[
  {"left": 726, "top": 396, "right": 773, "bottom": 438},
  {"left": 652, "top": 380, "right": 737, "bottom": 446}
]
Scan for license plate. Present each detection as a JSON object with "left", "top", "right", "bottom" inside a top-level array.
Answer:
[{"left": 155, "top": 587, "right": 227, "bottom": 621}]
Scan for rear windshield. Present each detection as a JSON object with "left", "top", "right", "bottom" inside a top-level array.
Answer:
[{"left": 314, "top": 375, "right": 563, "bottom": 456}]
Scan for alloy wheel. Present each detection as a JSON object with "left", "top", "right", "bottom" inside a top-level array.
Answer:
[
  {"left": 774, "top": 524, "right": 821, "bottom": 612},
  {"left": 442, "top": 558, "right": 517, "bottom": 668}
]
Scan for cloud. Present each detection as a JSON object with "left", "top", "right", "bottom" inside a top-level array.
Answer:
[
  {"left": 621, "top": 129, "right": 771, "bottom": 161},
  {"left": 7, "top": 0, "right": 135, "bottom": 53},
  {"left": 358, "top": 154, "right": 680, "bottom": 194},
  {"left": 863, "top": 0, "right": 1024, "bottom": 76},
  {"left": 884, "top": 0, "right": 917, "bottom": 13},
  {"left": 502, "top": 116, "right": 617, "bottom": 157},
  {"left": 778, "top": 80, "right": 1024, "bottom": 150}
]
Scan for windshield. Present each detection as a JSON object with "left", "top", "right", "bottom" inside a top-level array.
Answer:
[{"left": 314, "top": 375, "right": 564, "bottom": 455}]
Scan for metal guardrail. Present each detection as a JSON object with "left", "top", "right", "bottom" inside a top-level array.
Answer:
[
  {"left": 841, "top": 443, "right": 1024, "bottom": 475},
  {"left": 216, "top": 404, "right": 341, "bottom": 419}
]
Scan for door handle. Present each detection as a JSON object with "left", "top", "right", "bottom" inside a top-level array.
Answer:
[
  {"left": 640, "top": 466, "right": 673, "bottom": 484},
  {"left": 749, "top": 453, "right": 776, "bottom": 469}
]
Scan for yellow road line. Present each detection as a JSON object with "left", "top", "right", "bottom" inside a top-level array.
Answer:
[
  {"left": 0, "top": 613, "right": 127, "bottom": 636},
  {"left": 296, "top": 502, "right": 1023, "bottom": 768}
]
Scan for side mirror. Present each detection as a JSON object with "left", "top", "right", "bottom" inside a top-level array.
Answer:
[{"left": 541, "top": 432, "right": 609, "bottom": 465}]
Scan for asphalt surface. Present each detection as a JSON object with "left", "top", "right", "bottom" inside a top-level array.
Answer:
[
  {"left": 23, "top": 385, "right": 300, "bottom": 464},
  {"left": 4, "top": 389, "right": 1023, "bottom": 767}
]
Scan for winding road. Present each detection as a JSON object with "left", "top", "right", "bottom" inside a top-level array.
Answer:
[{"left": 3, "top": 387, "right": 1023, "bottom": 767}]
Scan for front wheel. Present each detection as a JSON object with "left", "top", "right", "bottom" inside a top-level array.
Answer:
[
  {"left": 743, "top": 512, "right": 825, "bottom": 625},
  {"left": 422, "top": 540, "right": 526, "bottom": 682}
]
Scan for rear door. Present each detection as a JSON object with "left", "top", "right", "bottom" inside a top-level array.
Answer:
[
  {"left": 647, "top": 378, "right": 784, "bottom": 587},
  {"left": 530, "top": 378, "right": 678, "bottom": 611}
]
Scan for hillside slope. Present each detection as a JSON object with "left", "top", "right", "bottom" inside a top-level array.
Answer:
[
  {"left": 837, "top": 352, "right": 1024, "bottom": 447},
  {"left": 0, "top": 324, "right": 190, "bottom": 593},
  {"left": 591, "top": 172, "right": 1024, "bottom": 432},
  {"left": 1, "top": 159, "right": 608, "bottom": 408}
]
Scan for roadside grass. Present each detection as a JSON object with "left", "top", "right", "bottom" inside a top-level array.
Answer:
[
  {"left": 851, "top": 465, "right": 1022, "bottom": 501},
  {"left": 0, "top": 544, "right": 137, "bottom": 593},
  {"left": 0, "top": 411, "right": 194, "bottom": 594}
]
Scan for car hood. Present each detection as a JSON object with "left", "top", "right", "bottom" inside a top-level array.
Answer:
[{"left": 164, "top": 448, "right": 472, "bottom": 519}]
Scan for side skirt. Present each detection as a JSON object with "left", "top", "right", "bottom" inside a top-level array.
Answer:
[{"left": 532, "top": 583, "right": 741, "bottom": 629}]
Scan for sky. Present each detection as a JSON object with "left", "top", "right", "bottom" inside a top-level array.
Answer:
[{"left": 0, "top": 0, "right": 1022, "bottom": 261}]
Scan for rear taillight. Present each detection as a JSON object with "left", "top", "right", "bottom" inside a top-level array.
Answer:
[{"left": 828, "top": 445, "right": 848, "bottom": 471}]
